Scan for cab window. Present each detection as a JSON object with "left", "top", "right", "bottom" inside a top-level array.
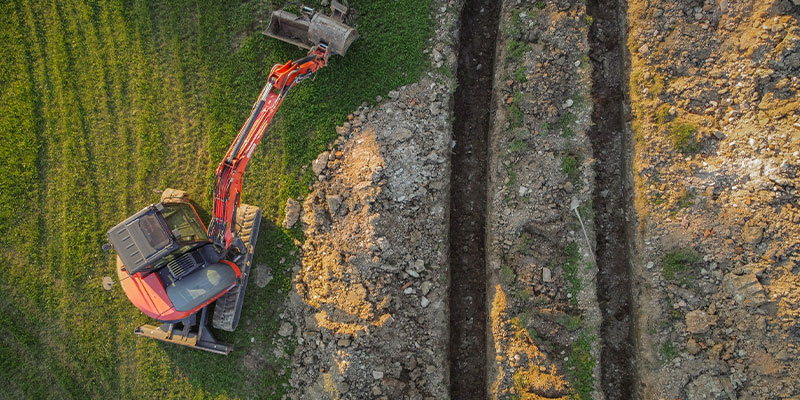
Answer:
[{"left": 161, "top": 203, "right": 208, "bottom": 244}]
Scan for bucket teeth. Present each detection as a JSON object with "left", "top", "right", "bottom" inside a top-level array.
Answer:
[{"left": 264, "top": 1, "right": 358, "bottom": 56}]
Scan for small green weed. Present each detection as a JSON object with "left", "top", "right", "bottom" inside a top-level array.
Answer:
[
  {"left": 500, "top": 264, "right": 517, "bottom": 286},
  {"left": 517, "top": 232, "right": 533, "bottom": 254},
  {"left": 505, "top": 11, "right": 522, "bottom": 38},
  {"left": 508, "top": 92, "right": 525, "bottom": 128},
  {"left": 513, "top": 66, "right": 527, "bottom": 82},
  {"left": 567, "top": 332, "right": 596, "bottom": 400},
  {"left": 662, "top": 248, "right": 699, "bottom": 285},
  {"left": 506, "top": 166, "right": 517, "bottom": 187},
  {"left": 659, "top": 341, "right": 678, "bottom": 361},
  {"left": 535, "top": 1, "right": 546, "bottom": 9},
  {"left": 655, "top": 103, "right": 672, "bottom": 124},
  {"left": 510, "top": 138, "right": 528, "bottom": 153},
  {"left": 674, "top": 187, "right": 696, "bottom": 210},
  {"left": 560, "top": 111, "right": 577, "bottom": 137},
  {"left": 561, "top": 155, "right": 580, "bottom": 183},
  {"left": 669, "top": 121, "right": 700, "bottom": 154},
  {"left": 506, "top": 40, "right": 528, "bottom": 62}
]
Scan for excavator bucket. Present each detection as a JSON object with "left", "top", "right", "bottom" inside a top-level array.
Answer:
[{"left": 265, "top": 1, "right": 358, "bottom": 56}]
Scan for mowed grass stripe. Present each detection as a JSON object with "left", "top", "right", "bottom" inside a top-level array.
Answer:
[
  {"left": 42, "top": 0, "right": 116, "bottom": 395},
  {"left": 0, "top": 1, "right": 68, "bottom": 397}
]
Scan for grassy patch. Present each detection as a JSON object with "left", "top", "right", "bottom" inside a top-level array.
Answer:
[
  {"left": 513, "top": 66, "right": 527, "bottom": 82},
  {"left": 669, "top": 121, "right": 700, "bottom": 154},
  {"left": 566, "top": 332, "right": 596, "bottom": 400},
  {"left": 561, "top": 155, "right": 580, "bottom": 183},
  {"left": 662, "top": 248, "right": 699, "bottom": 285},
  {"left": 558, "top": 314, "right": 583, "bottom": 332},
  {"left": 659, "top": 340, "right": 678, "bottom": 362},
  {"left": 506, "top": 40, "right": 529, "bottom": 62}
]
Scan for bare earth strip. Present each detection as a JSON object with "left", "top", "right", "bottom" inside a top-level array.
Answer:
[{"left": 628, "top": 0, "right": 800, "bottom": 398}]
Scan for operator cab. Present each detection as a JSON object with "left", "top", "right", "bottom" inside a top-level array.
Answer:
[
  {"left": 107, "top": 202, "right": 216, "bottom": 276},
  {"left": 108, "top": 202, "right": 238, "bottom": 317}
]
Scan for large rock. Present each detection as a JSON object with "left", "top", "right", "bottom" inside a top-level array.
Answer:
[
  {"left": 312, "top": 151, "right": 330, "bottom": 175},
  {"left": 684, "top": 374, "right": 733, "bottom": 400},
  {"left": 283, "top": 198, "right": 301, "bottom": 228},
  {"left": 723, "top": 272, "right": 767, "bottom": 307},
  {"left": 685, "top": 310, "right": 715, "bottom": 334}
]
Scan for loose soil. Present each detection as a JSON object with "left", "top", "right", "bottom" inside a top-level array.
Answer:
[
  {"left": 586, "top": 0, "right": 636, "bottom": 398},
  {"left": 448, "top": 0, "right": 501, "bottom": 398}
]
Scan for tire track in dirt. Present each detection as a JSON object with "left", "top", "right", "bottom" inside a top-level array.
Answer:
[
  {"left": 586, "top": 0, "right": 636, "bottom": 398},
  {"left": 448, "top": 1, "right": 501, "bottom": 398}
]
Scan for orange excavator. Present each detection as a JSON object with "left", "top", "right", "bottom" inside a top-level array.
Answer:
[{"left": 105, "top": 3, "right": 357, "bottom": 354}]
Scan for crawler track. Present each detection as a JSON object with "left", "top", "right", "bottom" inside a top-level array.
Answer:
[
  {"left": 586, "top": 0, "right": 637, "bottom": 397},
  {"left": 448, "top": 1, "right": 501, "bottom": 398}
]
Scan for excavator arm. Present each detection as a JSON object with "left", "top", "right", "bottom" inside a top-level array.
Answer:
[{"left": 207, "top": 45, "right": 331, "bottom": 249}]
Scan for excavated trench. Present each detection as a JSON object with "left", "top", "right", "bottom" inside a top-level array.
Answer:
[
  {"left": 448, "top": 1, "right": 501, "bottom": 398},
  {"left": 586, "top": 0, "right": 636, "bottom": 398}
]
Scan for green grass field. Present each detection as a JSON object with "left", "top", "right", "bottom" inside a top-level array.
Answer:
[{"left": 0, "top": 0, "right": 430, "bottom": 397}]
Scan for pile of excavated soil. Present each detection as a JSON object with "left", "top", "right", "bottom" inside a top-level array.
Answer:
[
  {"left": 284, "top": 76, "right": 453, "bottom": 399},
  {"left": 278, "top": 1, "right": 460, "bottom": 396},
  {"left": 628, "top": 0, "right": 800, "bottom": 398},
  {"left": 487, "top": 1, "right": 601, "bottom": 399}
]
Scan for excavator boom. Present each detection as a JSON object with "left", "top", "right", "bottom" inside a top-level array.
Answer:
[{"left": 207, "top": 45, "right": 329, "bottom": 249}]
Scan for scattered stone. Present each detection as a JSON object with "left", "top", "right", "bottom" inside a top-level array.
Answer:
[
  {"left": 687, "top": 338, "right": 701, "bottom": 355},
  {"left": 420, "top": 281, "right": 433, "bottom": 296},
  {"left": 326, "top": 195, "right": 342, "bottom": 215},
  {"left": 686, "top": 310, "right": 715, "bottom": 334},
  {"left": 254, "top": 264, "right": 273, "bottom": 288},
  {"left": 312, "top": 151, "right": 329, "bottom": 175},
  {"left": 723, "top": 272, "right": 767, "bottom": 306},
  {"left": 373, "top": 370, "right": 384, "bottom": 380},
  {"left": 542, "top": 267, "right": 553, "bottom": 283},
  {"left": 283, "top": 198, "right": 301, "bottom": 228},
  {"left": 278, "top": 322, "right": 293, "bottom": 337},
  {"left": 741, "top": 225, "right": 763, "bottom": 244}
]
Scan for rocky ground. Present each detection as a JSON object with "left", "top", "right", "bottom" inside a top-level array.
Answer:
[
  {"left": 628, "top": 0, "right": 800, "bottom": 398},
  {"left": 487, "top": 1, "right": 602, "bottom": 399},
  {"left": 257, "top": 0, "right": 800, "bottom": 398},
  {"left": 277, "top": 1, "right": 460, "bottom": 398}
]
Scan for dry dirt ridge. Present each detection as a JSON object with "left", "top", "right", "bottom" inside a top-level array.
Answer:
[
  {"left": 270, "top": 0, "right": 459, "bottom": 398},
  {"left": 628, "top": 0, "right": 800, "bottom": 399}
]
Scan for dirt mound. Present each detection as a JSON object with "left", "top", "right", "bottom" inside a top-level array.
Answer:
[{"left": 285, "top": 75, "right": 453, "bottom": 399}]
